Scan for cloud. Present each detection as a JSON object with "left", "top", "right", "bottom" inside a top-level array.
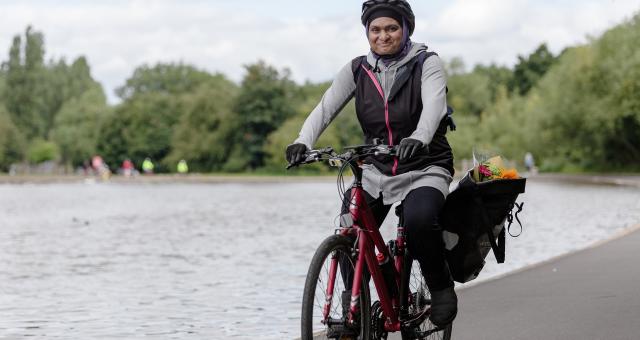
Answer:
[
  {"left": 421, "top": 0, "right": 640, "bottom": 68},
  {"left": 0, "top": 0, "right": 638, "bottom": 103},
  {"left": 429, "top": 0, "right": 528, "bottom": 39},
  {"left": 0, "top": 1, "right": 369, "bottom": 102}
]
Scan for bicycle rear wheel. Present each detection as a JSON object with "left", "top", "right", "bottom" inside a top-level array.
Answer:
[
  {"left": 400, "top": 257, "right": 452, "bottom": 340},
  {"left": 301, "top": 234, "right": 371, "bottom": 340}
]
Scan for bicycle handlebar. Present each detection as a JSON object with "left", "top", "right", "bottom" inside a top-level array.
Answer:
[{"left": 286, "top": 143, "right": 397, "bottom": 170}]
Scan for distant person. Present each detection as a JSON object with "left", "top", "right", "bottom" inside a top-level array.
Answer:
[
  {"left": 122, "top": 158, "right": 134, "bottom": 177},
  {"left": 91, "top": 155, "right": 104, "bottom": 176},
  {"left": 142, "top": 157, "right": 154, "bottom": 175},
  {"left": 90, "top": 155, "right": 111, "bottom": 180},
  {"left": 177, "top": 159, "right": 189, "bottom": 174},
  {"left": 285, "top": 0, "right": 457, "bottom": 327},
  {"left": 524, "top": 152, "right": 535, "bottom": 173}
]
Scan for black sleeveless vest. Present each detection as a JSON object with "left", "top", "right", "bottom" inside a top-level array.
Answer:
[{"left": 351, "top": 52, "right": 455, "bottom": 176}]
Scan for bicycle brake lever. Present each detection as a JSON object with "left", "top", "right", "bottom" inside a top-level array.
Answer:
[{"left": 373, "top": 145, "right": 395, "bottom": 156}]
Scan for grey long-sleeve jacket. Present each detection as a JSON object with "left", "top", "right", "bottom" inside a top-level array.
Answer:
[
  {"left": 294, "top": 42, "right": 448, "bottom": 149},
  {"left": 294, "top": 42, "right": 453, "bottom": 203}
]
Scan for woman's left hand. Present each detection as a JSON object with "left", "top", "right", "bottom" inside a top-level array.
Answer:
[{"left": 397, "top": 138, "right": 425, "bottom": 161}]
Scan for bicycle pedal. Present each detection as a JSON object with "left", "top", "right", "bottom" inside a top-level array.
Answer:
[{"left": 326, "top": 324, "right": 359, "bottom": 339}]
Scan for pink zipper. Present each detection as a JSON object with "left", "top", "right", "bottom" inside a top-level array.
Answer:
[{"left": 362, "top": 65, "right": 399, "bottom": 175}]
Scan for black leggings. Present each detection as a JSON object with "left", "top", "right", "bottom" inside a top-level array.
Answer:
[{"left": 342, "top": 186, "right": 453, "bottom": 291}]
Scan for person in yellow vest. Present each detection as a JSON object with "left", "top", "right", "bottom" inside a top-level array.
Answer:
[
  {"left": 142, "top": 157, "right": 154, "bottom": 175},
  {"left": 177, "top": 159, "right": 189, "bottom": 174}
]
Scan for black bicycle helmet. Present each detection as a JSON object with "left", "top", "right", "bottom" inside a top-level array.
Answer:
[{"left": 361, "top": 0, "right": 416, "bottom": 36}]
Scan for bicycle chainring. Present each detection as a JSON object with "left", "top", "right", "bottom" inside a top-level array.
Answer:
[{"left": 370, "top": 301, "right": 388, "bottom": 340}]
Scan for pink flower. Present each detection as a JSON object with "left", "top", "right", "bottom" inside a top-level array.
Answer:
[{"left": 478, "top": 165, "right": 492, "bottom": 177}]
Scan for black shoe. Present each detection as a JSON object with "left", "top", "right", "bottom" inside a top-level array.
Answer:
[{"left": 429, "top": 286, "right": 457, "bottom": 327}]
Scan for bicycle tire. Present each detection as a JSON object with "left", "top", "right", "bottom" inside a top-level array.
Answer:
[
  {"left": 301, "top": 234, "right": 371, "bottom": 340},
  {"left": 400, "top": 256, "right": 452, "bottom": 340}
]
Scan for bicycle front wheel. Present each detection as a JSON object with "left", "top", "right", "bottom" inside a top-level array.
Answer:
[
  {"left": 301, "top": 234, "right": 371, "bottom": 340},
  {"left": 400, "top": 258, "right": 452, "bottom": 340}
]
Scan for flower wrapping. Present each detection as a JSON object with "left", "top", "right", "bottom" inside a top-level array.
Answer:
[{"left": 473, "top": 156, "right": 520, "bottom": 182}]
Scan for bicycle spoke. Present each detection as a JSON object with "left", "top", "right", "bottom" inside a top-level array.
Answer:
[{"left": 302, "top": 235, "right": 372, "bottom": 340}]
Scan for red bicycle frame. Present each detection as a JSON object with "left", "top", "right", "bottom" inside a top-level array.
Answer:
[{"left": 322, "top": 177, "right": 407, "bottom": 333}]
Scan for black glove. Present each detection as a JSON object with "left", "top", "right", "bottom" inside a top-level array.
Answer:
[
  {"left": 286, "top": 143, "right": 307, "bottom": 165},
  {"left": 397, "top": 138, "right": 424, "bottom": 161}
]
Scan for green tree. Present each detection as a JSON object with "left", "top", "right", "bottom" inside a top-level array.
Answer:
[
  {"left": 510, "top": 43, "right": 558, "bottom": 95},
  {"left": 115, "top": 63, "right": 214, "bottom": 100},
  {"left": 1, "top": 27, "right": 104, "bottom": 143},
  {"left": 1, "top": 27, "right": 48, "bottom": 140},
  {"left": 447, "top": 71, "right": 492, "bottom": 117},
  {"left": 94, "top": 109, "right": 129, "bottom": 172},
  {"left": 51, "top": 85, "right": 111, "bottom": 167},
  {"left": 473, "top": 64, "right": 513, "bottom": 102},
  {"left": 530, "top": 14, "right": 640, "bottom": 171},
  {"left": 42, "top": 56, "right": 102, "bottom": 140},
  {"left": 165, "top": 77, "right": 238, "bottom": 172},
  {"left": 99, "top": 63, "right": 234, "bottom": 172},
  {"left": 224, "top": 61, "right": 296, "bottom": 171},
  {"left": 97, "top": 93, "right": 179, "bottom": 172}
]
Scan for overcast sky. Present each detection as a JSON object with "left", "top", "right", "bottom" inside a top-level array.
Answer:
[{"left": 1, "top": 0, "right": 638, "bottom": 103}]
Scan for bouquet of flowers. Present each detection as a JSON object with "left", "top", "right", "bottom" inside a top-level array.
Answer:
[{"left": 472, "top": 155, "right": 520, "bottom": 182}]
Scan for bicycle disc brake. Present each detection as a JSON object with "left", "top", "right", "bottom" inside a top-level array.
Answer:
[{"left": 370, "top": 301, "right": 388, "bottom": 340}]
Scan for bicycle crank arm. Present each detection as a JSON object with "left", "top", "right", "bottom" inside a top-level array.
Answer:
[
  {"left": 415, "top": 327, "right": 448, "bottom": 339},
  {"left": 324, "top": 318, "right": 359, "bottom": 338}
]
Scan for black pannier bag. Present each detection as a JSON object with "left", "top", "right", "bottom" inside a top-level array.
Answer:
[{"left": 439, "top": 171, "right": 526, "bottom": 283}]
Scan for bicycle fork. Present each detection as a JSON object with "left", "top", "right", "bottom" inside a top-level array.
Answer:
[
  {"left": 322, "top": 254, "right": 340, "bottom": 322},
  {"left": 321, "top": 229, "right": 404, "bottom": 332},
  {"left": 321, "top": 235, "right": 364, "bottom": 327}
]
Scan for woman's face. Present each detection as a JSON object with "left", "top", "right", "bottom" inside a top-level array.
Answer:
[{"left": 367, "top": 17, "right": 403, "bottom": 55}]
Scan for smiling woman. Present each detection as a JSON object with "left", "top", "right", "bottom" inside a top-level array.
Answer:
[{"left": 288, "top": 0, "right": 460, "bottom": 336}]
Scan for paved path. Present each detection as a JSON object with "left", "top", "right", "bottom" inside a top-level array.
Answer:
[{"left": 390, "top": 225, "right": 640, "bottom": 340}]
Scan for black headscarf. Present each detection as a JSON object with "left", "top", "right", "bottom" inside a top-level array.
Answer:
[{"left": 366, "top": 8, "right": 412, "bottom": 67}]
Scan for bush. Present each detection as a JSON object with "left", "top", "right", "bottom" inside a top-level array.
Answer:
[{"left": 27, "top": 139, "right": 59, "bottom": 164}]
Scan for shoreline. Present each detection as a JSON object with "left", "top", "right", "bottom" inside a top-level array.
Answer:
[
  {"left": 0, "top": 173, "right": 337, "bottom": 184},
  {"left": 2, "top": 172, "right": 639, "bottom": 186}
]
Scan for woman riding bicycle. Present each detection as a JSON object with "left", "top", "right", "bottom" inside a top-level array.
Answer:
[{"left": 286, "top": 0, "right": 457, "bottom": 327}]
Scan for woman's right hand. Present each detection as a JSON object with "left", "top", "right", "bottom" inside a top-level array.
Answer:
[{"left": 286, "top": 143, "right": 308, "bottom": 165}]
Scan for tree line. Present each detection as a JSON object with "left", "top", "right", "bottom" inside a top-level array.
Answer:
[
  {"left": 0, "top": 14, "right": 638, "bottom": 174},
  {"left": 447, "top": 13, "right": 640, "bottom": 172}
]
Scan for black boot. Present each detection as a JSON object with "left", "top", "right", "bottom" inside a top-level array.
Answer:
[{"left": 429, "top": 286, "right": 457, "bottom": 327}]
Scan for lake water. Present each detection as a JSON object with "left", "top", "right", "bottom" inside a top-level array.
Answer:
[{"left": 1, "top": 178, "right": 639, "bottom": 339}]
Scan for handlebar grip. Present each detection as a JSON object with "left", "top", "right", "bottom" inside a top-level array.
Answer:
[{"left": 286, "top": 152, "right": 318, "bottom": 170}]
